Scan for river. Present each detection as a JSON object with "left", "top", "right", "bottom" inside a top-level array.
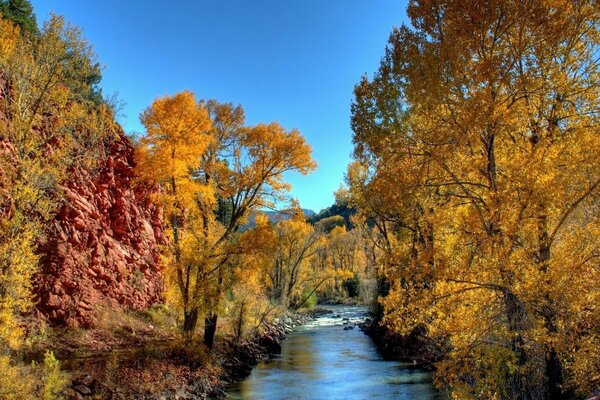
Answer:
[{"left": 225, "top": 306, "right": 447, "bottom": 399}]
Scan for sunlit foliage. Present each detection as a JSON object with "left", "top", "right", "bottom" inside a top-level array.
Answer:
[
  {"left": 136, "top": 95, "right": 316, "bottom": 347},
  {"left": 349, "top": 0, "right": 600, "bottom": 398},
  {"left": 0, "top": 9, "right": 108, "bottom": 399}
]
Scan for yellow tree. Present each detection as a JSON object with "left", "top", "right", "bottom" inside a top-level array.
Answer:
[
  {"left": 135, "top": 91, "right": 212, "bottom": 333},
  {"left": 248, "top": 211, "right": 358, "bottom": 309},
  {"left": 0, "top": 12, "right": 111, "bottom": 398},
  {"left": 269, "top": 213, "right": 323, "bottom": 308},
  {"left": 349, "top": 0, "right": 600, "bottom": 398},
  {"left": 227, "top": 214, "right": 281, "bottom": 342},
  {"left": 0, "top": 13, "right": 105, "bottom": 345},
  {"left": 193, "top": 112, "right": 316, "bottom": 348},
  {"left": 137, "top": 97, "right": 316, "bottom": 348},
  {"left": 318, "top": 225, "right": 366, "bottom": 299}
]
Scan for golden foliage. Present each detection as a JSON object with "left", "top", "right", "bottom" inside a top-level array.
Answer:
[
  {"left": 0, "top": 355, "right": 34, "bottom": 400},
  {"left": 136, "top": 95, "right": 316, "bottom": 342},
  {"left": 349, "top": 0, "right": 600, "bottom": 398},
  {"left": 40, "top": 350, "right": 69, "bottom": 400},
  {"left": 0, "top": 13, "right": 110, "bottom": 399}
]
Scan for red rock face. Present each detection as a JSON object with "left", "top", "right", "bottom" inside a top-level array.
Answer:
[{"left": 35, "top": 131, "right": 166, "bottom": 327}]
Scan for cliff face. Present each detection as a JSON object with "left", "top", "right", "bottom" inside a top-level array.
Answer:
[{"left": 35, "top": 131, "right": 166, "bottom": 327}]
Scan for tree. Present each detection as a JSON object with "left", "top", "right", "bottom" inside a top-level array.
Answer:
[
  {"left": 135, "top": 91, "right": 212, "bottom": 336},
  {"left": 314, "top": 215, "right": 345, "bottom": 233},
  {"left": 349, "top": 0, "right": 600, "bottom": 398},
  {"left": 195, "top": 116, "right": 316, "bottom": 348},
  {"left": 0, "top": 12, "right": 109, "bottom": 398},
  {"left": 246, "top": 212, "right": 350, "bottom": 309},
  {"left": 321, "top": 225, "right": 365, "bottom": 299},
  {"left": 1, "top": 11, "right": 110, "bottom": 350},
  {"left": 136, "top": 96, "right": 316, "bottom": 349},
  {"left": 0, "top": 0, "right": 38, "bottom": 36},
  {"left": 265, "top": 213, "right": 323, "bottom": 308}
]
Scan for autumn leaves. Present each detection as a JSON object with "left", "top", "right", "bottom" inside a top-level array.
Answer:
[
  {"left": 131, "top": 0, "right": 600, "bottom": 397},
  {"left": 135, "top": 91, "right": 316, "bottom": 347},
  {"left": 348, "top": 0, "right": 600, "bottom": 398}
]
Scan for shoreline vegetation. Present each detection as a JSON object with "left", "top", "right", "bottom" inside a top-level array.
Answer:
[{"left": 26, "top": 307, "right": 331, "bottom": 399}]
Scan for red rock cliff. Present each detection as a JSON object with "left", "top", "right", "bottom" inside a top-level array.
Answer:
[{"left": 35, "top": 130, "right": 166, "bottom": 327}]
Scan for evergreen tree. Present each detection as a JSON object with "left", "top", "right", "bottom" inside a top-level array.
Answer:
[{"left": 0, "top": 0, "right": 38, "bottom": 35}]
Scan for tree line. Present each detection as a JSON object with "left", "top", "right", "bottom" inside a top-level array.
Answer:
[{"left": 347, "top": 0, "right": 600, "bottom": 399}]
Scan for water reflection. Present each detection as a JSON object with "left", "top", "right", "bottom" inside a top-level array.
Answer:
[
  {"left": 225, "top": 306, "right": 447, "bottom": 400},
  {"left": 256, "top": 330, "right": 321, "bottom": 381}
]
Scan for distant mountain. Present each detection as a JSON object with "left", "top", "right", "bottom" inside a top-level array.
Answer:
[{"left": 301, "top": 208, "right": 317, "bottom": 218}]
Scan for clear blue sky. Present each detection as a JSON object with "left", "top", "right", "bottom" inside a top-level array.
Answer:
[{"left": 31, "top": 0, "right": 408, "bottom": 213}]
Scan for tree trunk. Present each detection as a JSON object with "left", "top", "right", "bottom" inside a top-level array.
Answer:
[
  {"left": 547, "top": 348, "right": 567, "bottom": 400},
  {"left": 203, "top": 313, "right": 218, "bottom": 349},
  {"left": 235, "top": 300, "right": 245, "bottom": 343},
  {"left": 204, "top": 266, "right": 225, "bottom": 349},
  {"left": 183, "top": 308, "right": 198, "bottom": 334},
  {"left": 503, "top": 289, "right": 535, "bottom": 400},
  {"left": 537, "top": 212, "right": 570, "bottom": 400}
]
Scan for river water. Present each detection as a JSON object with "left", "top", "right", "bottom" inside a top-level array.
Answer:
[{"left": 225, "top": 306, "right": 447, "bottom": 399}]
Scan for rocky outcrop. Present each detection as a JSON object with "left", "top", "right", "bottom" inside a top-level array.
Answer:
[
  {"left": 1, "top": 69, "right": 164, "bottom": 327},
  {"left": 35, "top": 130, "right": 166, "bottom": 327}
]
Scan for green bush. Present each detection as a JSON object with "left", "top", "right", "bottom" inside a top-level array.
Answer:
[
  {"left": 301, "top": 287, "right": 317, "bottom": 309},
  {"left": 41, "top": 350, "right": 68, "bottom": 400}
]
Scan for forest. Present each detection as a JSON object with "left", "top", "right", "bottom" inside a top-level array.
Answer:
[{"left": 0, "top": 0, "right": 598, "bottom": 399}]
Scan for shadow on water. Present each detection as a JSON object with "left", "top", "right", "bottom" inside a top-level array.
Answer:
[{"left": 223, "top": 306, "right": 448, "bottom": 400}]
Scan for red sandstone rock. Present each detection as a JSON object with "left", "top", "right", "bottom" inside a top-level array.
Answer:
[
  {"left": 35, "top": 129, "right": 166, "bottom": 328},
  {"left": 1, "top": 72, "right": 164, "bottom": 327}
]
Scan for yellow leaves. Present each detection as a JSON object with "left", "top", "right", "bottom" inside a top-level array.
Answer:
[
  {"left": 40, "top": 351, "right": 68, "bottom": 400},
  {"left": 0, "top": 351, "right": 68, "bottom": 400},
  {"left": 136, "top": 94, "right": 317, "bottom": 335},
  {"left": 235, "top": 123, "right": 316, "bottom": 208},
  {"left": 137, "top": 91, "right": 212, "bottom": 190},
  {"left": 0, "top": 355, "right": 34, "bottom": 400},
  {"left": 332, "top": 268, "right": 355, "bottom": 281},
  {"left": 136, "top": 92, "right": 216, "bottom": 314},
  {"left": 350, "top": 0, "right": 600, "bottom": 396},
  {"left": 0, "top": 18, "right": 19, "bottom": 59},
  {"left": 0, "top": 13, "right": 112, "bottom": 364},
  {"left": 242, "top": 123, "right": 316, "bottom": 177},
  {"left": 238, "top": 214, "right": 277, "bottom": 257}
]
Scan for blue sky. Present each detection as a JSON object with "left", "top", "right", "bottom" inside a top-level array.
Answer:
[{"left": 31, "top": 0, "right": 408, "bottom": 213}]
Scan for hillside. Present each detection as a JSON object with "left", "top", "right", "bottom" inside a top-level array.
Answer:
[{"left": 308, "top": 201, "right": 356, "bottom": 229}]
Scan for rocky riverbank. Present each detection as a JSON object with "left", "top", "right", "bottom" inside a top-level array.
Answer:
[
  {"left": 360, "top": 317, "right": 443, "bottom": 369},
  {"left": 55, "top": 309, "right": 325, "bottom": 399},
  {"left": 213, "top": 311, "right": 321, "bottom": 397}
]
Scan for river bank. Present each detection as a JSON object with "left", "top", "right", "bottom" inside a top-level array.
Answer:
[
  {"left": 25, "top": 308, "right": 325, "bottom": 399},
  {"left": 360, "top": 319, "right": 444, "bottom": 369},
  {"left": 213, "top": 310, "right": 326, "bottom": 397}
]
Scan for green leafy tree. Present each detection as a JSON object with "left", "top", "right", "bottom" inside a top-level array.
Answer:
[{"left": 0, "top": 0, "right": 37, "bottom": 35}]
